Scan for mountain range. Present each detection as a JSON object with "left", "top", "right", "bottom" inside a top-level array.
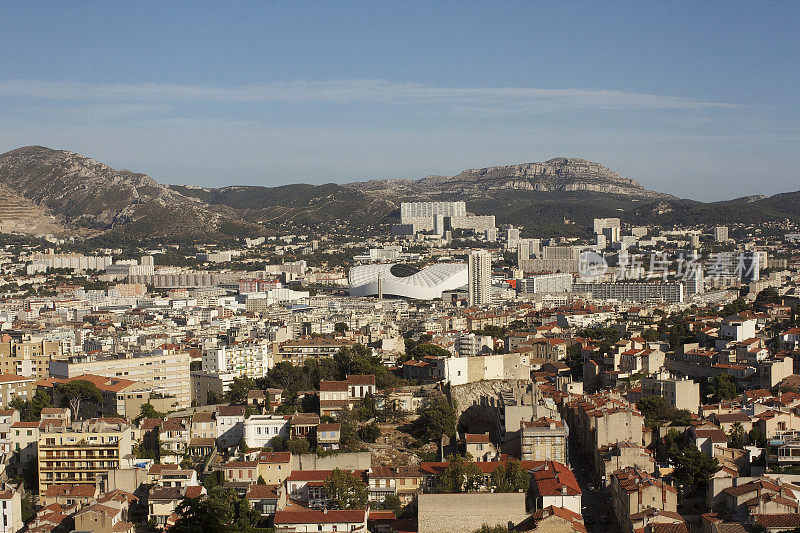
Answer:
[{"left": 0, "top": 145, "right": 797, "bottom": 244}]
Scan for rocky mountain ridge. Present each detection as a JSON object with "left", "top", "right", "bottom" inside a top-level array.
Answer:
[{"left": 348, "top": 158, "right": 673, "bottom": 199}]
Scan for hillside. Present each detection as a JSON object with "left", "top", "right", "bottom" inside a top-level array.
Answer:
[
  {"left": 0, "top": 146, "right": 265, "bottom": 242},
  {"left": 0, "top": 146, "right": 797, "bottom": 243}
]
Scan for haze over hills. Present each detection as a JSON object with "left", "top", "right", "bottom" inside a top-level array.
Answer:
[{"left": 0, "top": 145, "right": 797, "bottom": 243}]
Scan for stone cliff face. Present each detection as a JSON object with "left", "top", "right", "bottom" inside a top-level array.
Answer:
[{"left": 348, "top": 157, "right": 671, "bottom": 199}]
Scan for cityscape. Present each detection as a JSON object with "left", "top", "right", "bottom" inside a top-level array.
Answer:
[{"left": 1, "top": 3, "right": 800, "bottom": 533}]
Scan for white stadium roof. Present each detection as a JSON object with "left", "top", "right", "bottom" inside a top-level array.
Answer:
[{"left": 348, "top": 262, "right": 467, "bottom": 300}]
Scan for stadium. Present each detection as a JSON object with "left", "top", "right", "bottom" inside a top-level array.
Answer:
[{"left": 348, "top": 262, "right": 467, "bottom": 300}]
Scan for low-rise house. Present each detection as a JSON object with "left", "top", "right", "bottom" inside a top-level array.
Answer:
[
  {"left": 246, "top": 484, "right": 286, "bottom": 517},
  {"left": 286, "top": 469, "right": 367, "bottom": 509},
  {"left": 41, "top": 484, "right": 98, "bottom": 510},
  {"left": 464, "top": 433, "right": 499, "bottom": 462},
  {"left": 290, "top": 412, "right": 320, "bottom": 440},
  {"left": 159, "top": 418, "right": 190, "bottom": 457},
  {"left": 255, "top": 450, "right": 292, "bottom": 485},
  {"left": 0, "top": 485, "right": 23, "bottom": 533},
  {"left": 273, "top": 508, "right": 368, "bottom": 533},
  {"left": 242, "top": 414, "right": 290, "bottom": 449},
  {"left": 689, "top": 426, "right": 729, "bottom": 457},
  {"left": 316, "top": 423, "right": 341, "bottom": 451},
  {"left": 224, "top": 460, "right": 259, "bottom": 486},
  {"left": 720, "top": 478, "right": 799, "bottom": 520},
  {"left": 516, "top": 505, "right": 586, "bottom": 532},
  {"left": 9, "top": 421, "right": 38, "bottom": 475},
  {"left": 594, "top": 441, "right": 655, "bottom": 486},
  {"left": 319, "top": 375, "right": 376, "bottom": 418},
  {"left": 529, "top": 461, "right": 582, "bottom": 515},
  {"left": 216, "top": 405, "right": 245, "bottom": 449},
  {"left": 148, "top": 485, "right": 205, "bottom": 528},
  {"left": 0, "top": 373, "right": 36, "bottom": 410},
  {"left": 190, "top": 411, "right": 216, "bottom": 439},
  {"left": 73, "top": 502, "right": 135, "bottom": 533}
]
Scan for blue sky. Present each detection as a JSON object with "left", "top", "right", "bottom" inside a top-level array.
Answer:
[{"left": 1, "top": 1, "right": 798, "bottom": 200}]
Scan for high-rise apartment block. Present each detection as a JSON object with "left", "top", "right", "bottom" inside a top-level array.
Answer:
[{"left": 468, "top": 250, "right": 492, "bottom": 306}]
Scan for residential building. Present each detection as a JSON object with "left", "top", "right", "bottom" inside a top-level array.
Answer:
[
  {"left": 520, "top": 418, "right": 568, "bottom": 463},
  {"left": 468, "top": 250, "right": 491, "bottom": 306},
  {"left": 0, "top": 374, "right": 35, "bottom": 409},
  {"left": 49, "top": 350, "right": 191, "bottom": 409},
  {"left": 37, "top": 418, "right": 134, "bottom": 493}
]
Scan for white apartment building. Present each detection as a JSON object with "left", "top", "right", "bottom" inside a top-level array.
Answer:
[
  {"left": 49, "top": 350, "right": 192, "bottom": 409},
  {"left": 202, "top": 341, "right": 273, "bottom": 379},
  {"left": 242, "top": 415, "right": 291, "bottom": 449},
  {"left": 468, "top": 250, "right": 491, "bottom": 306},
  {"left": 519, "top": 273, "right": 572, "bottom": 294}
]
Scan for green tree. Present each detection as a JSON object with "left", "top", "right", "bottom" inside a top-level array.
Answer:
[
  {"left": 323, "top": 468, "right": 369, "bottom": 509},
  {"left": 636, "top": 396, "right": 691, "bottom": 429},
  {"left": 226, "top": 376, "right": 255, "bottom": 404},
  {"left": 490, "top": 461, "right": 529, "bottom": 493},
  {"left": 642, "top": 328, "right": 660, "bottom": 342},
  {"left": 138, "top": 403, "right": 166, "bottom": 421},
  {"left": 729, "top": 422, "right": 745, "bottom": 449},
  {"left": 749, "top": 427, "right": 767, "bottom": 447},
  {"left": 334, "top": 322, "right": 349, "bottom": 334},
  {"left": 10, "top": 391, "right": 52, "bottom": 422},
  {"left": 381, "top": 494, "right": 402, "bottom": 514},
  {"left": 287, "top": 436, "right": 311, "bottom": 455},
  {"left": 474, "top": 526, "right": 511, "bottom": 533},
  {"left": 357, "top": 422, "right": 380, "bottom": 443},
  {"left": 436, "top": 454, "right": 483, "bottom": 493},
  {"left": 672, "top": 446, "right": 720, "bottom": 496},
  {"left": 21, "top": 491, "right": 36, "bottom": 522},
  {"left": 269, "top": 436, "right": 288, "bottom": 451},
  {"left": 707, "top": 374, "right": 738, "bottom": 402},
  {"left": 55, "top": 380, "right": 104, "bottom": 418},
  {"left": 172, "top": 486, "right": 260, "bottom": 533},
  {"left": 753, "top": 287, "right": 781, "bottom": 311},
  {"left": 207, "top": 390, "right": 223, "bottom": 405},
  {"left": 413, "top": 392, "right": 456, "bottom": 443}
]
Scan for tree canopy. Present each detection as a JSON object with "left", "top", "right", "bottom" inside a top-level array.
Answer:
[
  {"left": 55, "top": 380, "right": 104, "bottom": 418},
  {"left": 707, "top": 374, "right": 738, "bottom": 403},
  {"left": 226, "top": 376, "right": 255, "bottom": 404},
  {"left": 10, "top": 391, "right": 52, "bottom": 422},
  {"left": 412, "top": 391, "right": 456, "bottom": 443},
  {"left": 636, "top": 396, "right": 692, "bottom": 429},
  {"left": 490, "top": 461, "right": 529, "bottom": 492},
  {"left": 171, "top": 486, "right": 260, "bottom": 533},
  {"left": 323, "top": 468, "right": 369, "bottom": 509},
  {"left": 436, "top": 454, "right": 483, "bottom": 493}
]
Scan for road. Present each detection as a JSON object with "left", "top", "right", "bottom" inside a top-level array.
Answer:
[{"left": 568, "top": 432, "right": 614, "bottom": 533}]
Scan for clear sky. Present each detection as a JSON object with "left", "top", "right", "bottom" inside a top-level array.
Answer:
[{"left": 1, "top": 1, "right": 798, "bottom": 200}]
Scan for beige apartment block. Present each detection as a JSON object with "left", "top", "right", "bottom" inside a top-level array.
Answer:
[
  {"left": 0, "top": 339, "right": 60, "bottom": 378},
  {"left": 49, "top": 351, "right": 191, "bottom": 409},
  {"left": 0, "top": 373, "right": 36, "bottom": 409}
]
